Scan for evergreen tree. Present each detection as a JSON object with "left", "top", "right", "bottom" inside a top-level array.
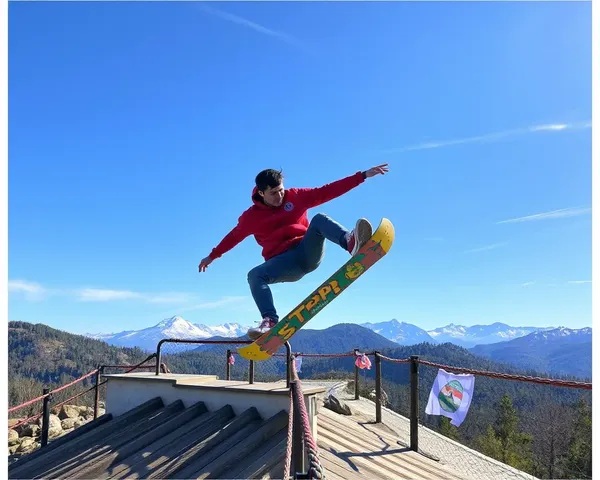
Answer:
[
  {"left": 475, "top": 394, "right": 533, "bottom": 472},
  {"left": 563, "top": 397, "right": 592, "bottom": 479},
  {"left": 438, "top": 416, "right": 460, "bottom": 441}
]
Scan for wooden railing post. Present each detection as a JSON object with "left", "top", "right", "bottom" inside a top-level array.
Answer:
[
  {"left": 40, "top": 388, "right": 51, "bottom": 448},
  {"left": 410, "top": 355, "right": 419, "bottom": 452},
  {"left": 94, "top": 366, "right": 101, "bottom": 419},
  {"left": 375, "top": 352, "right": 382, "bottom": 423},
  {"left": 226, "top": 350, "right": 231, "bottom": 380},
  {"left": 354, "top": 349, "right": 359, "bottom": 400}
]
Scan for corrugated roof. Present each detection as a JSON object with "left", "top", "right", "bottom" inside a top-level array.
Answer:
[{"left": 7, "top": 397, "right": 287, "bottom": 480}]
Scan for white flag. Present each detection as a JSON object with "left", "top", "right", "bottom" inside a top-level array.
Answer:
[
  {"left": 295, "top": 356, "right": 303, "bottom": 373},
  {"left": 425, "top": 368, "right": 475, "bottom": 427}
]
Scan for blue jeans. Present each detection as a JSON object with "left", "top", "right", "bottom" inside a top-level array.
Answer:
[{"left": 247, "top": 213, "right": 350, "bottom": 322}]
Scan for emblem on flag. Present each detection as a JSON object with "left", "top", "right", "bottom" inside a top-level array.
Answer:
[{"left": 425, "top": 369, "right": 475, "bottom": 427}]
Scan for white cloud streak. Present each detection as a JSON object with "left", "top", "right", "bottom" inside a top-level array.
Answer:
[
  {"left": 175, "top": 296, "right": 249, "bottom": 313},
  {"left": 197, "top": 4, "right": 305, "bottom": 49},
  {"left": 8, "top": 280, "right": 48, "bottom": 301},
  {"left": 567, "top": 280, "right": 592, "bottom": 284},
  {"left": 377, "top": 121, "right": 591, "bottom": 155},
  {"left": 9, "top": 280, "right": 198, "bottom": 305},
  {"left": 464, "top": 242, "right": 507, "bottom": 254},
  {"left": 497, "top": 206, "right": 591, "bottom": 224}
]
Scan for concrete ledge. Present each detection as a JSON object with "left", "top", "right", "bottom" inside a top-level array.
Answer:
[{"left": 102, "top": 373, "right": 325, "bottom": 441}]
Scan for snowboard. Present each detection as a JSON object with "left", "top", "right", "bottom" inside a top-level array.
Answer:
[{"left": 237, "top": 218, "right": 395, "bottom": 361}]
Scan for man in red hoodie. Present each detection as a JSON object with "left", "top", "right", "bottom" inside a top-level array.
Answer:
[{"left": 198, "top": 164, "right": 389, "bottom": 339}]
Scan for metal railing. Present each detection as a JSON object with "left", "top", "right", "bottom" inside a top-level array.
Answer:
[{"left": 155, "top": 338, "right": 293, "bottom": 387}]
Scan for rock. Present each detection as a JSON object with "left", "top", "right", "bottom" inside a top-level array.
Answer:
[
  {"left": 18, "top": 437, "right": 36, "bottom": 452},
  {"left": 369, "top": 389, "right": 389, "bottom": 406},
  {"left": 8, "top": 444, "right": 19, "bottom": 455},
  {"left": 99, "top": 401, "right": 105, "bottom": 408},
  {"left": 98, "top": 408, "right": 105, "bottom": 417},
  {"left": 61, "top": 418, "right": 77, "bottom": 430},
  {"left": 59, "top": 405, "right": 81, "bottom": 420},
  {"left": 345, "top": 380, "right": 356, "bottom": 394},
  {"left": 324, "top": 394, "right": 352, "bottom": 416},
  {"left": 20, "top": 424, "right": 40, "bottom": 438},
  {"left": 45, "top": 414, "right": 63, "bottom": 438},
  {"left": 73, "top": 417, "right": 87, "bottom": 428},
  {"left": 8, "top": 429, "right": 19, "bottom": 445},
  {"left": 8, "top": 419, "right": 23, "bottom": 429}
]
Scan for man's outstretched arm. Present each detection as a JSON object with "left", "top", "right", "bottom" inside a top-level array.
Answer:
[
  {"left": 295, "top": 163, "right": 389, "bottom": 208},
  {"left": 198, "top": 214, "right": 253, "bottom": 272}
]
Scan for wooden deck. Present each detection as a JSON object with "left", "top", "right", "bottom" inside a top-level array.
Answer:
[{"left": 317, "top": 407, "right": 466, "bottom": 480}]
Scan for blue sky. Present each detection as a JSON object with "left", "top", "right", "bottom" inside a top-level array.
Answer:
[{"left": 8, "top": 1, "right": 592, "bottom": 335}]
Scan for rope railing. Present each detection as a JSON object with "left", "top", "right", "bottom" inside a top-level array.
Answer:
[
  {"left": 284, "top": 354, "right": 326, "bottom": 480},
  {"left": 8, "top": 368, "right": 100, "bottom": 414},
  {"left": 416, "top": 359, "right": 592, "bottom": 390}
]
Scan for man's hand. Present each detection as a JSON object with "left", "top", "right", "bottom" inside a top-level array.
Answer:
[
  {"left": 198, "top": 256, "right": 213, "bottom": 272},
  {"left": 364, "top": 164, "right": 389, "bottom": 178}
]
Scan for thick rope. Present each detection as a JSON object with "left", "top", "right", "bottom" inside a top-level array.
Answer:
[
  {"left": 8, "top": 368, "right": 99, "bottom": 413},
  {"left": 417, "top": 359, "right": 592, "bottom": 389},
  {"left": 283, "top": 381, "right": 294, "bottom": 480},
  {"left": 290, "top": 355, "right": 326, "bottom": 479}
]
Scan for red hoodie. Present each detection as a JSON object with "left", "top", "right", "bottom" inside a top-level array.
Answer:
[{"left": 208, "top": 171, "right": 366, "bottom": 262}]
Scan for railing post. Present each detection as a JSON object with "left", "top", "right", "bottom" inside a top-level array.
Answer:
[
  {"left": 249, "top": 360, "right": 255, "bottom": 384},
  {"left": 285, "top": 342, "right": 292, "bottom": 388},
  {"left": 94, "top": 366, "right": 101, "bottom": 419},
  {"left": 291, "top": 380, "right": 306, "bottom": 476},
  {"left": 410, "top": 355, "right": 419, "bottom": 452},
  {"left": 375, "top": 352, "right": 382, "bottom": 423},
  {"left": 354, "top": 349, "right": 359, "bottom": 400},
  {"left": 41, "top": 388, "right": 51, "bottom": 448},
  {"left": 155, "top": 340, "right": 164, "bottom": 376},
  {"left": 226, "top": 350, "right": 231, "bottom": 381}
]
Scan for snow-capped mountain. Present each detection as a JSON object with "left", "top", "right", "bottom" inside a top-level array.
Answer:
[
  {"left": 470, "top": 327, "right": 592, "bottom": 378},
  {"left": 360, "top": 319, "right": 436, "bottom": 345},
  {"left": 426, "top": 322, "right": 550, "bottom": 348},
  {"left": 86, "top": 316, "right": 250, "bottom": 352}
]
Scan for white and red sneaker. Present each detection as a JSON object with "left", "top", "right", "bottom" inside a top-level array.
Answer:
[
  {"left": 247, "top": 317, "right": 277, "bottom": 340},
  {"left": 345, "top": 218, "right": 373, "bottom": 256}
]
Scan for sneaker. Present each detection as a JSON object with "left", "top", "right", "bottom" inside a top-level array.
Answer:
[
  {"left": 247, "top": 317, "right": 277, "bottom": 340},
  {"left": 345, "top": 218, "right": 373, "bottom": 256}
]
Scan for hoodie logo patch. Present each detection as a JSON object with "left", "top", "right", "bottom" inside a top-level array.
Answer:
[{"left": 284, "top": 202, "right": 294, "bottom": 212}]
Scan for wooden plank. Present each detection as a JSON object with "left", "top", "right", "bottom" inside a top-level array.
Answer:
[
  {"left": 318, "top": 409, "right": 466, "bottom": 480},
  {"left": 318, "top": 414, "right": 465, "bottom": 480},
  {"left": 318, "top": 434, "right": 406, "bottom": 480},
  {"left": 320, "top": 449, "right": 374, "bottom": 479}
]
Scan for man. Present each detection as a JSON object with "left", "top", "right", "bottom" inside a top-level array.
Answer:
[{"left": 198, "top": 164, "right": 389, "bottom": 339}]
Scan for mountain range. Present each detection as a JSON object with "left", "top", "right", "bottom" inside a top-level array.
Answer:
[
  {"left": 470, "top": 327, "right": 592, "bottom": 379},
  {"left": 85, "top": 316, "right": 577, "bottom": 351},
  {"left": 86, "top": 316, "right": 249, "bottom": 352}
]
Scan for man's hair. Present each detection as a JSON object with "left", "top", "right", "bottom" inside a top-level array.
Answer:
[{"left": 255, "top": 168, "right": 283, "bottom": 192}]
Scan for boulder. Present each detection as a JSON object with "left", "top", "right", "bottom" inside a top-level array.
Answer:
[
  {"left": 324, "top": 394, "right": 352, "bottom": 416},
  {"left": 8, "top": 429, "right": 19, "bottom": 445},
  {"left": 59, "top": 405, "right": 81, "bottom": 420},
  {"left": 61, "top": 418, "right": 77, "bottom": 430}
]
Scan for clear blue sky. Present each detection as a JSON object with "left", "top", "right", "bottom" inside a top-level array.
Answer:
[{"left": 8, "top": 1, "right": 592, "bottom": 335}]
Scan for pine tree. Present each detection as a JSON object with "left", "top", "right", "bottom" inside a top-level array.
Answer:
[
  {"left": 563, "top": 397, "right": 592, "bottom": 479},
  {"left": 474, "top": 393, "right": 533, "bottom": 472},
  {"left": 438, "top": 416, "right": 460, "bottom": 441}
]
